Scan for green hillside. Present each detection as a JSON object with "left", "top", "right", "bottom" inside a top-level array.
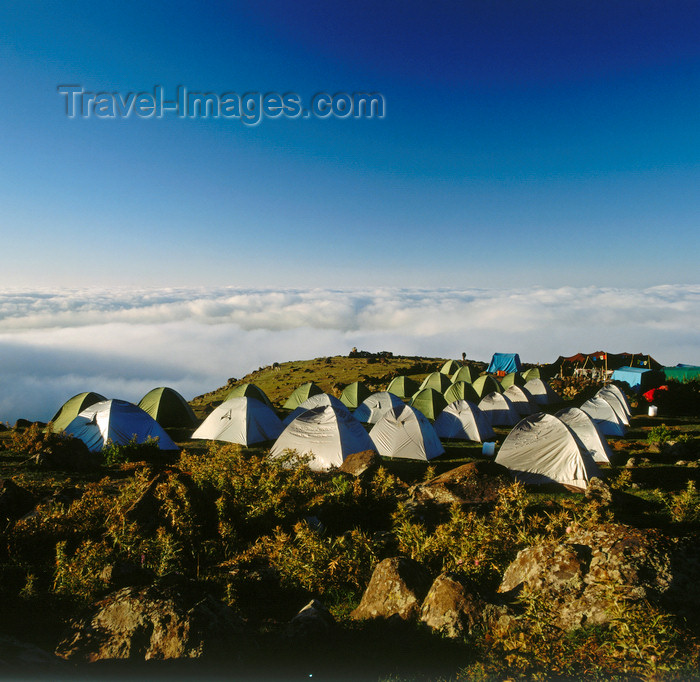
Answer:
[{"left": 190, "top": 352, "right": 488, "bottom": 416}]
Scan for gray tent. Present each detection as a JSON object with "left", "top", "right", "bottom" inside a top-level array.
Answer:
[
  {"left": 596, "top": 387, "right": 630, "bottom": 426},
  {"left": 495, "top": 413, "right": 600, "bottom": 490},
  {"left": 478, "top": 392, "right": 520, "bottom": 427},
  {"left": 580, "top": 396, "right": 627, "bottom": 437},
  {"left": 283, "top": 393, "right": 352, "bottom": 427},
  {"left": 522, "top": 379, "right": 561, "bottom": 406},
  {"left": 369, "top": 404, "right": 444, "bottom": 461},
  {"left": 192, "top": 396, "right": 283, "bottom": 446},
  {"left": 503, "top": 385, "right": 537, "bottom": 416},
  {"left": 555, "top": 407, "right": 612, "bottom": 464},
  {"left": 270, "top": 405, "right": 374, "bottom": 471},
  {"left": 354, "top": 391, "right": 405, "bottom": 424},
  {"left": 434, "top": 400, "right": 495, "bottom": 442}
]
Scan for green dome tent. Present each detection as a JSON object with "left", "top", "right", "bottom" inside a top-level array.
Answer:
[
  {"left": 444, "top": 381, "right": 479, "bottom": 405},
  {"left": 386, "top": 375, "right": 419, "bottom": 399},
  {"left": 521, "top": 368, "right": 541, "bottom": 382},
  {"left": 410, "top": 387, "right": 448, "bottom": 421},
  {"left": 500, "top": 372, "right": 526, "bottom": 389},
  {"left": 472, "top": 375, "right": 503, "bottom": 398},
  {"left": 226, "top": 382, "right": 273, "bottom": 407},
  {"left": 451, "top": 365, "right": 473, "bottom": 384},
  {"left": 420, "top": 372, "right": 452, "bottom": 393},
  {"left": 50, "top": 392, "right": 106, "bottom": 433},
  {"left": 138, "top": 387, "right": 198, "bottom": 429},
  {"left": 283, "top": 382, "right": 323, "bottom": 410},
  {"left": 440, "top": 359, "right": 462, "bottom": 375},
  {"left": 340, "top": 381, "right": 372, "bottom": 409}
]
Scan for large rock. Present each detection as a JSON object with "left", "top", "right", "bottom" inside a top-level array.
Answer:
[
  {"left": 419, "top": 573, "right": 487, "bottom": 638},
  {"left": 55, "top": 576, "right": 244, "bottom": 661},
  {"left": 409, "top": 461, "right": 510, "bottom": 507},
  {"left": 498, "top": 523, "right": 700, "bottom": 630},
  {"left": 351, "top": 557, "right": 432, "bottom": 622}
]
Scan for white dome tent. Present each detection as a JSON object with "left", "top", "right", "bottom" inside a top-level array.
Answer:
[
  {"left": 192, "top": 396, "right": 283, "bottom": 446},
  {"left": 433, "top": 400, "right": 495, "bottom": 442},
  {"left": 369, "top": 404, "right": 444, "bottom": 461},
  {"left": 270, "top": 405, "right": 374, "bottom": 471},
  {"left": 354, "top": 391, "right": 404, "bottom": 424},
  {"left": 555, "top": 406, "right": 612, "bottom": 464},
  {"left": 495, "top": 413, "right": 600, "bottom": 491},
  {"left": 65, "top": 399, "right": 178, "bottom": 453}
]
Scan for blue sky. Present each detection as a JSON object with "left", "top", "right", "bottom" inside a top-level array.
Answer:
[
  {"left": 1, "top": 2, "right": 700, "bottom": 422},
  {"left": 2, "top": 0, "right": 698, "bottom": 288}
]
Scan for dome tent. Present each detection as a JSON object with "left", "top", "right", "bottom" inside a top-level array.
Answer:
[
  {"left": 495, "top": 413, "right": 600, "bottom": 491},
  {"left": 270, "top": 405, "right": 374, "bottom": 471},
  {"left": 369, "top": 404, "right": 444, "bottom": 461},
  {"left": 522, "top": 379, "right": 561, "bottom": 406},
  {"left": 65, "top": 399, "right": 178, "bottom": 453},
  {"left": 340, "top": 381, "right": 372, "bottom": 409},
  {"left": 192, "top": 396, "right": 283, "bottom": 446},
  {"left": 50, "top": 392, "right": 106, "bottom": 433},
  {"left": 138, "top": 387, "right": 198, "bottom": 429},
  {"left": 434, "top": 400, "right": 495, "bottom": 442},
  {"left": 580, "top": 396, "right": 627, "bottom": 437},
  {"left": 605, "top": 383, "right": 632, "bottom": 417},
  {"left": 386, "top": 375, "right": 420, "bottom": 399},
  {"left": 500, "top": 372, "right": 526, "bottom": 390},
  {"left": 478, "top": 392, "right": 520, "bottom": 427},
  {"left": 555, "top": 407, "right": 612, "bottom": 464},
  {"left": 520, "top": 367, "right": 541, "bottom": 382},
  {"left": 444, "top": 381, "right": 479, "bottom": 405},
  {"left": 283, "top": 382, "right": 323, "bottom": 410},
  {"left": 283, "top": 393, "right": 352, "bottom": 426},
  {"left": 451, "top": 365, "right": 473, "bottom": 384},
  {"left": 503, "top": 385, "right": 537, "bottom": 416},
  {"left": 596, "top": 386, "right": 630, "bottom": 426},
  {"left": 440, "top": 359, "right": 462, "bottom": 375},
  {"left": 409, "top": 387, "right": 448, "bottom": 421},
  {"left": 354, "top": 391, "right": 404, "bottom": 424},
  {"left": 420, "top": 372, "right": 452, "bottom": 393},
  {"left": 226, "top": 383, "right": 273, "bottom": 408},
  {"left": 471, "top": 375, "right": 503, "bottom": 398}
]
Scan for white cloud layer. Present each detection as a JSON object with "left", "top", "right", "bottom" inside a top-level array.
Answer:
[{"left": 1, "top": 285, "right": 699, "bottom": 424}]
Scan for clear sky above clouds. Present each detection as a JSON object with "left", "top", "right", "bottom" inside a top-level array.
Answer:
[{"left": 2, "top": 0, "right": 698, "bottom": 289}]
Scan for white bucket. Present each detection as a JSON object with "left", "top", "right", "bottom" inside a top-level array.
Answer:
[
  {"left": 482, "top": 442, "right": 496, "bottom": 456},
  {"left": 648, "top": 405, "right": 658, "bottom": 417}
]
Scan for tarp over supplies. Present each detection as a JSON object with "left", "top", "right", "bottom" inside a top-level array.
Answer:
[{"left": 556, "top": 351, "right": 663, "bottom": 374}]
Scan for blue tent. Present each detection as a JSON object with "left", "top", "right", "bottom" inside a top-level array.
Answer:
[
  {"left": 610, "top": 367, "right": 664, "bottom": 392},
  {"left": 487, "top": 353, "right": 522, "bottom": 374}
]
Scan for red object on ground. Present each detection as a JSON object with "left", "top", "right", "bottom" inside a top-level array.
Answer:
[{"left": 643, "top": 385, "right": 668, "bottom": 403}]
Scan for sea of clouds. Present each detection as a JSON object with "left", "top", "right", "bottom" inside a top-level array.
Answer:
[{"left": 1, "top": 285, "right": 699, "bottom": 424}]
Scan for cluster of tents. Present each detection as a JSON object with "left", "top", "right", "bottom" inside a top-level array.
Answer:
[
  {"left": 495, "top": 384, "right": 631, "bottom": 490},
  {"left": 46, "top": 353, "right": 637, "bottom": 493}
]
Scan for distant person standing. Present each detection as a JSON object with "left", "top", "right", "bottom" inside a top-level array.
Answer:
[{"left": 462, "top": 352, "right": 466, "bottom": 362}]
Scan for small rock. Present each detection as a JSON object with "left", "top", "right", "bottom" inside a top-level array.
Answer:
[
  {"left": 625, "top": 457, "right": 637, "bottom": 468},
  {"left": 585, "top": 477, "right": 613, "bottom": 507},
  {"left": 339, "top": 450, "right": 381, "bottom": 478},
  {"left": 286, "top": 599, "right": 335, "bottom": 639}
]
